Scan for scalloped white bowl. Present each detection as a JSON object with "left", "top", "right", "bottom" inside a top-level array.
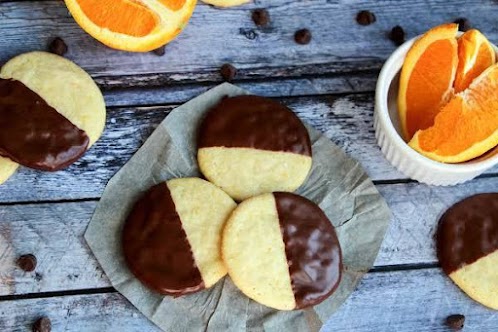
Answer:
[{"left": 374, "top": 33, "right": 498, "bottom": 185}]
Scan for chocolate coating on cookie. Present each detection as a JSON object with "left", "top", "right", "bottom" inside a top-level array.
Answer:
[
  {"left": 198, "top": 95, "right": 311, "bottom": 156},
  {"left": 274, "top": 192, "right": 342, "bottom": 309},
  {"left": 0, "top": 79, "right": 89, "bottom": 171},
  {"left": 122, "top": 183, "right": 204, "bottom": 296},
  {"left": 437, "top": 193, "right": 498, "bottom": 275}
]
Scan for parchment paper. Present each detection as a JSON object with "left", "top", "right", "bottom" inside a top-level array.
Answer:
[{"left": 85, "top": 83, "right": 391, "bottom": 332}]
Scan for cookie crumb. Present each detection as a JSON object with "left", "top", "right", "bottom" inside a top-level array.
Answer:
[
  {"left": 48, "top": 37, "right": 68, "bottom": 56},
  {"left": 294, "top": 29, "right": 312, "bottom": 45},
  {"left": 33, "top": 317, "right": 51, "bottom": 332},
  {"left": 220, "top": 63, "right": 237, "bottom": 82},
  {"left": 356, "top": 10, "right": 376, "bottom": 26},
  {"left": 389, "top": 26, "right": 405, "bottom": 46},
  {"left": 252, "top": 9, "right": 270, "bottom": 27},
  {"left": 445, "top": 314, "right": 465, "bottom": 331},
  {"left": 152, "top": 46, "right": 166, "bottom": 56},
  {"left": 454, "top": 17, "right": 471, "bottom": 32},
  {"left": 17, "top": 254, "right": 37, "bottom": 272}
]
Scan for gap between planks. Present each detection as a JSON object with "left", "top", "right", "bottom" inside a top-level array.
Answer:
[
  {"left": 0, "top": 287, "right": 115, "bottom": 303},
  {"left": 0, "top": 264, "right": 441, "bottom": 303},
  {"left": 100, "top": 70, "right": 380, "bottom": 108},
  {"left": 0, "top": 175, "right": 496, "bottom": 207}
]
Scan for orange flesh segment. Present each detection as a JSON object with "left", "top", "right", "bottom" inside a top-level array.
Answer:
[
  {"left": 76, "top": 0, "right": 158, "bottom": 37},
  {"left": 405, "top": 39, "right": 456, "bottom": 138},
  {"left": 417, "top": 65, "right": 498, "bottom": 156},
  {"left": 454, "top": 30, "right": 496, "bottom": 92},
  {"left": 159, "top": 0, "right": 187, "bottom": 11}
]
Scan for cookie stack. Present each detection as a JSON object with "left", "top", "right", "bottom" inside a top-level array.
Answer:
[{"left": 122, "top": 95, "right": 343, "bottom": 310}]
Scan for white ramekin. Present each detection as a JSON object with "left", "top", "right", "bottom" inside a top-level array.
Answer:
[{"left": 374, "top": 34, "right": 498, "bottom": 186}]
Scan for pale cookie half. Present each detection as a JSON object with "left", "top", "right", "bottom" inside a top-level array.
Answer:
[
  {"left": 0, "top": 158, "right": 19, "bottom": 185},
  {"left": 222, "top": 192, "right": 342, "bottom": 310},
  {"left": 0, "top": 51, "right": 106, "bottom": 183},
  {"left": 201, "top": 0, "right": 250, "bottom": 7},
  {"left": 198, "top": 95, "right": 312, "bottom": 201},
  {"left": 123, "top": 178, "right": 236, "bottom": 296},
  {"left": 437, "top": 193, "right": 498, "bottom": 309}
]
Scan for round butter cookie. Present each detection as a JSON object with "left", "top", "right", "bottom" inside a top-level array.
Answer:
[
  {"left": 0, "top": 51, "right": 106, "bottom": 183},
  {"left": 197, "top": 95, "right": 312, "bottom": 201},
  {"left": 222, "top": 192, "right": 342, "bottom": 310},
  {"left": 122, "top": 178, "right": 237, "bottom": 296},
  {"left": 437, "top": 193, "right": 498, "bottom": 309}
]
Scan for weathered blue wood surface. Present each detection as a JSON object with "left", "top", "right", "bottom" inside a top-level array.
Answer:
[{"left": 0, "top": 0, "right": 497, "bottom": 331}]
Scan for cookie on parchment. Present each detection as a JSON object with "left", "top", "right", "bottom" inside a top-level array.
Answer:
[
  {"left": 122, "top": 178, "right": 237, "bottom": 296},
  {"left": 0, "top": 51, "right": 106, "bottom": 183},
  {"left": 222, "top": 192, "right": 342, "bottom": 310},
  {"left": 197, "top": 95, "right": 312, "bottom": 201},
  {"left": 437, "top": 193, "right": 498, "bottom": 309}
]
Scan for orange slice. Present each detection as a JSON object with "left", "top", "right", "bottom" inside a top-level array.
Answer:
[
  {"left": 64, "top": 0, "right": 197, "bottom": 52},
  {"left": 454, "top": 29, "right": 496, "bottom": 93},
  {"left": 398, "top": 23, "right": 459, "bottom": 140},
  {"left": 409, "top": 62, "right": 498, "bottom": 163}
]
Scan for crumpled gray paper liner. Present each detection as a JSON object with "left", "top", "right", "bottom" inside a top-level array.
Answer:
[{"left": 85, "top": 83, "right": 392, "bottom": 332}]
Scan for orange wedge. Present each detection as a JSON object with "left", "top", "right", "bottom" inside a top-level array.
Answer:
[
  {"left": 409, "top": 62, "right": 498, "bottom": 163},
  {"left": 454, "top": 29, "right": 496, "bottom": 92},
  {"left": 398, "top": 24, "right": 459, "bottom": 140},
  {"left": 64, "top": 0, "right": 197, "bottom": 52}
]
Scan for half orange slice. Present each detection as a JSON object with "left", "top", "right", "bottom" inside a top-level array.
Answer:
[
  {"left": 398, "top": 24, "right": 459, "bottom": 140},
  {"left": 409, "top": 62, "right": 498, "bottom": 163},
  {"left": 454, "top": 29, "right": 496, "bottom": 93},
  {"left": 64, "top": 0, "right": 197, "bottom": 52}
]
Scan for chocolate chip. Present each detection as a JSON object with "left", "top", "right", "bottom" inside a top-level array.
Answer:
[
  {"left": 389, "top": 25, "right": 405, "bottom": 46},
  {"left": 356, "top": 10, "right": 376, "bottom": 26},
  {"left": 152, "top": 46, "right": 166, "bottom": 56},
  {"left": 17, "top": 254, "right": 37, "bottom": 272},
  {"left": 48, "top": 37, "right": 68, "bottom": 56},
  {"left": 32, "top": 317, "right": 51, "bottom": 332},
  {"left": 252, "top": 9, "right": 270, "bottom": 27},
  {"left": 445, "top": 314, "right": 465, "bottom": 330},
  {"left": 454, "top": 17, "right": 471, "bottom": 32},
  {"left": 220, "top": 63, "right": 237, "bottom": 82},
  {"left": 294, "top": 29, "right": 312, "bottom": 45}
]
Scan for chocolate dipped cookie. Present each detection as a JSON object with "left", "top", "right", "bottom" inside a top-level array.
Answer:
[
  {"left": 222, "top": 192, "right": 342, "bottom": 310},
  {"left": 0, "top": 51, "right": 106, "bottom": 184},
  {"left": 122, "top": 178, "right": 237, "bottom": 296},
  {"left": 197, "top": 95, "right": 312, "bottom": 201},
  {"left": 437, "top": 193, "right": 498, "bottom": 309}
]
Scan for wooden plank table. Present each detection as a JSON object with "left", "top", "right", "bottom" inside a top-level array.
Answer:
[{"left": 0, "top": 1, "right": 497, "bottom": 331}]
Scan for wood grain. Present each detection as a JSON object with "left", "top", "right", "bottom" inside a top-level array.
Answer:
[
  {"left": 0, "top": 201, "right": 107, "bottom": 296},
  {"left": 0, "top": 177, "right": 495, "bottom": 296},
  {"left": 375, "top": 177, "right": 498, "bottom": 267},
  {"left": 102, "top": 72, "right": 379, "bottom": 107},
  {"left": 0, "top": 93, "right": 496, "bottom": 203},
  {"left": 1, "top": 268, "right": 497, "bottom": 331},
  {"left": 1, "top": 0, "right": 497, "bottom": 329},
  {"left": 1, "top": 1, "right": 497, "bottom": 88}
]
